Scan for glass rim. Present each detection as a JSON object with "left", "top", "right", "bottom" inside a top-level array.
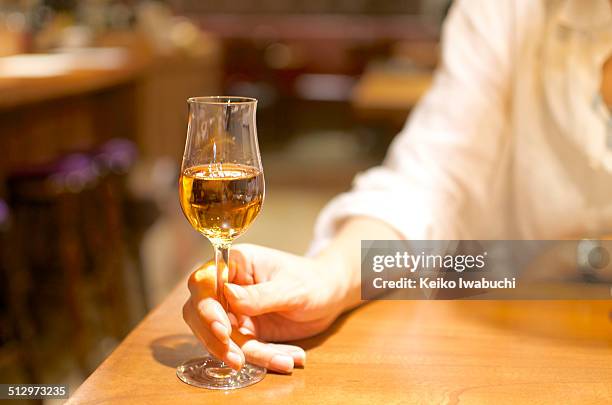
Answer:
[{"left": 187, "top": 96, "right": 257, "bottom": 105}]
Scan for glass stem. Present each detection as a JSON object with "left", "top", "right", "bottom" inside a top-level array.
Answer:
[{"left": 214, "top": 243, "right": 230, "bottom": 311}]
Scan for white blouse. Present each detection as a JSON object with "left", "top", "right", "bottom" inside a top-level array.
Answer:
[{"left": 310, "top": 0, "right": 612, "bottom": 252}]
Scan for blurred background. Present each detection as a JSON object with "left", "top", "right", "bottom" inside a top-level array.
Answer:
[{"left": 0, "top": 0, "right": 448, "bottom": 401}]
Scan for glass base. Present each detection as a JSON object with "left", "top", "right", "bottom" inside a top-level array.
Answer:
[{"left": 176, "top": 356, "right": 266, "bottom": 390}]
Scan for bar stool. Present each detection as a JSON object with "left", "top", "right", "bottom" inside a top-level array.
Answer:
[
  {"left": 6, "top": 154, "right": 100, "bottom": 375},
  {"left": 93, "top": 139, "right": 159, "bottom": 314},
  {"left": 94, "top": 139, "right": 152, "bottom": 308},
  {"left": 6, "top": 141, "right": 149, "bottom": 376},
  {"left": 85, "top": 138, "right": 146, "bottom": 337},
  {"left": 0, "top": 199, "right": 39, "bottom": 383}
]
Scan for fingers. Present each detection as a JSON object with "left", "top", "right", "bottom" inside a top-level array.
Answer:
[
  {"left": 240, "top": 339, "right": 299, "bottom": 374},
  {"left": 228, "top": 245, "right": 257, "bottom": 285},
  {"left": 228, "top": 319, "right": 306, "bottom": 372},
  {"left": 188, "top": 261, "right": 219, "bottom": 299},
  {"left": 268, "top": 343, "right": 307, "bottom": 367},
  {"left": 225, "top": 282, "right": 303, "bottom": 316},
  {"left": 186, "top": 262, "right": 233, "bottom": 344},
  {"left": 182, "top": 299, "right": 244, "bottom": 370},
  {"left": 225, "top": 340, "right": 246, "bottom": 371},
  {"left": 227, "top": 316, "right": 306, "bottom": 372},
  {"left": 194, "top": 297, "right": 232, "bottom": 343},
  {"left": 183, "top": 298, "right": 308, "bottom": 373},
  {"left": 231, "top": 244, "right": 285, "bottom": 285}
]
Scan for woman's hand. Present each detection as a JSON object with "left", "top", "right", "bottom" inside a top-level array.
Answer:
[{"left": 182, "top": 243, "right": 348, "bottom": 374}]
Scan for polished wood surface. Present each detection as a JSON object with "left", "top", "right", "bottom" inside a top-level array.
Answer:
[
  {"left": 0, "top": 42, "right": 220, "bottom": 176},
  {"left": 0, "top": 52, "right": 149, "bottom": 110},
  {"left": 70, "top": 280, "right": 612, "bottom": 404}
]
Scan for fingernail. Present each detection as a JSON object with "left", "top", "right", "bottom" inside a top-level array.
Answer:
[
  {"left": 230, "top": 342, "right": 245, "bottom": 365},
  {"left": 239, "top": 326, "right": 255, "bottom": 337},
  {"left": 211, "top": 321, "right": 229, "bottom": 343},
  {"left": 270, "top": 355, "right": 294, "bottom": 373},
  {"left": 226, "top": 352, "right": 243, "bottom": 370},
  {"left": 225, "top": 283, "right": 247, "bottom": 300},
  {"left": 294, "top": 351, "right": 306, "bottom": 367}
]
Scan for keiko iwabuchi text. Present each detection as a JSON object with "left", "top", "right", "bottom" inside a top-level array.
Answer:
[
  {"left": 372, "top": 277, "right": 517, "bottom": 290},
  {"left": 371, "top": 251, "right": 487, "bottom": 273}
]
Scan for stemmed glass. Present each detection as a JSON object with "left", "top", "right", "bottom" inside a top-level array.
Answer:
[{"left": 177, "top": 96, "right": 266, "bottom": 389}]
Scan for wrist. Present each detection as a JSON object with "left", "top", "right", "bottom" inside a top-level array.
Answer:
[
  {"left": 313, "top": 249, "right": 359, "bottom": 314},
  {"left": 309, "top": 217, "right": 400, "bottom": 314}
]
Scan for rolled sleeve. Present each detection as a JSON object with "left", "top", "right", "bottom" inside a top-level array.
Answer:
[
  {"left": 308, "top": 167, "right": 464, "bottom": 255},
  {"left": 309, "top": 0, "right": 512, "bottom": 254}
]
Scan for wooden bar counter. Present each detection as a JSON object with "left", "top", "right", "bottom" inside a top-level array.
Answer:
[
  {"left": 69, "top": 281, "right": 612, "bottom": 404},
  {"left": 0, "top": 40, "right": 221, "bottom": 179}
]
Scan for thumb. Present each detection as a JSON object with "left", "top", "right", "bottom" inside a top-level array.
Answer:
[{"left": 224, "top": 282, "right": 301, "bottom": 316}]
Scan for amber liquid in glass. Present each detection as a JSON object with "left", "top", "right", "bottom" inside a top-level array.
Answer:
[{"left": 179, "top": 163, "right": 264, "bottom": 245}]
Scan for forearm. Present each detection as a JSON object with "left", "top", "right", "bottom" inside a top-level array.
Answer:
[{"left": 315, "top": 216, "right": 403, "bottom": 313}]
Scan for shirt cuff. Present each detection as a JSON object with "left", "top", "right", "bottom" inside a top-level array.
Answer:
[{"left": 307, "top": 171, "right": 463, "bottom": 256}]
